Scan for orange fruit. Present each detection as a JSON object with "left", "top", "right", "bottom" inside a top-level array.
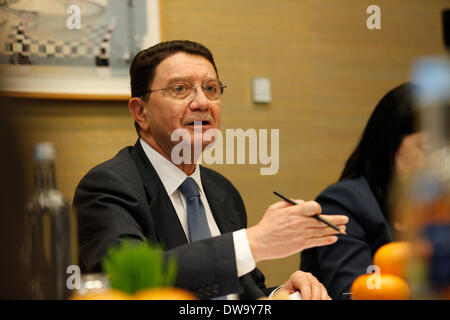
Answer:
[
  {"left": 70, "top": 289, "right": 131, "bottom": 300},
  {"left": 133, "top": 287, "right": 197, "bottom": 300},
  {"left": 440, "top": 286, "right": 450, "bottom": 300},
  {"left": 351, "top": 273, "right": 410, "bottom": 300},
  {"left": 373, "top": 241, "right": 412, "bottom": 278}
]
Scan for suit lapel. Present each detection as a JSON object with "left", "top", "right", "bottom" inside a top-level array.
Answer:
[
  {"left": 200, "top": 167, "right": 244, "bottom": 233},
  {"left": 131, "top": 141, "right": 188, "bottom": 250},
  {"left": 131, "top": 141, "right": 244, "bottom": 248}
]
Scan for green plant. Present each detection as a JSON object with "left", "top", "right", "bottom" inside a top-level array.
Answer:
[{"left": 102, "top": 240, "right": 178, "bottom": 295}]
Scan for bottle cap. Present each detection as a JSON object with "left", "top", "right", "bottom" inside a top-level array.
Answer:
[{"left": 34, "top": 142, "right": 56, "bottom": 160}]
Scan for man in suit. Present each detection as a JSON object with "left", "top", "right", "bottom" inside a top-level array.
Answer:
[{"left": 73, "top": 40, "right": 348, "bottom": 300}]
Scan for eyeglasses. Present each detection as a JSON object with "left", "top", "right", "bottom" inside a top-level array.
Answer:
[{"left": 145, "top": 79, "right": 226, "bottom": 101}]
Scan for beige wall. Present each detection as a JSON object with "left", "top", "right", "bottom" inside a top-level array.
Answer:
[{"left": 2, "top": 0, "right": 448, "bottom": 287}]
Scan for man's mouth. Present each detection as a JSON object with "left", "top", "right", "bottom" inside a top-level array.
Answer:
[
  {"left": 183, "top": 115, "right": 214, "bottom": 128},
  {"left": 186, "top": 120, "right": 212, "bottom": 126}
]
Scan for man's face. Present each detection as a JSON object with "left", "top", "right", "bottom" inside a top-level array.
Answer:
[{"left": 142, "top": 52, "right": 221, "bottom": 160}]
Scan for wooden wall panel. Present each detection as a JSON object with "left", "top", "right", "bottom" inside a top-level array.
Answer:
[
  {"left": 3, "top": 98, "right": 137, "bottom": 205},
  {"left": 2, "top": 0, "right": 448, "bottom": 288}
]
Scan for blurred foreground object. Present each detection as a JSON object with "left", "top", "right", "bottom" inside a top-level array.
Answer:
[
  {"left": 351, "top": 273, "right": 410, "bottom": 300},
  {"left": 373, "top": 241, "right": 412, "bottom": 279},
  {"left": 0, "top": 107, "right": 31, "bottom": 299},
  {"left": 443, "top": 9, "right": 449, "bottom": 52},
  {"left": 393, "top": 56, "right": 450, "bottom": 299},
  {"left": 133, "top": 288, "right": 196, "bottom": 300},
  {"left": 27, "top": 142, "right": 75, "bottom": 299},
  {"left": 70, "top": 274, "right": 131, "bottom": 300},
  {"left": 100, "top": 241, "right": 196, "bottom": 300},
  {"left": 351, "top": 241, "right": 411, "bottom": 300}
]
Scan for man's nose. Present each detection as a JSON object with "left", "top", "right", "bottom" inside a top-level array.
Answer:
[{"left": 188, "top": 86, "right": 209, "bottom": 111}]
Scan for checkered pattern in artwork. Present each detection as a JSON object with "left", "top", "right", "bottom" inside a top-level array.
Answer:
[{"left": 4, "top": 22, "right": 114, "bottom": 60}]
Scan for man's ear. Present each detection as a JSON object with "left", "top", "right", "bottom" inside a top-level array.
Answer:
[{"left": 129, "top": 97, "right": 150, "bottom": 132}]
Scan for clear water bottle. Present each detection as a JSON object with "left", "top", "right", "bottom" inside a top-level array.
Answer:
[
  {"left": 27, "top": 142, "right": 72, "bottom": 299},
  {"left": 394, "top": 57, "right": 450, "bottom": 299}
]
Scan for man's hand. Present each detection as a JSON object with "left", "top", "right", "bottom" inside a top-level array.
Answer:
[
  {"left": 246, "top": 200, "right": 348, "bottom": 262},
  {"left": 274, "top": 271, "right": 331, "bottom": 300}
]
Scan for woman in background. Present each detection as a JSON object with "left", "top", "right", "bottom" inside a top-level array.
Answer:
[{"left": 300, "top": 83, "right": 426, "bottom": 299}]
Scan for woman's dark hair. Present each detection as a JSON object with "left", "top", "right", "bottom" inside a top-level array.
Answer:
[
  {"left": 339, "top": 83, "right": 419, "bottom": 216},
  {"left": 130, "top": 40, "right": 219, "bottom": 135}
]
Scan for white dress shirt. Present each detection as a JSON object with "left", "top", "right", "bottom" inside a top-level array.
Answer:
[{"left": 140, "top": 138, "right": 256, "bottom": 299}]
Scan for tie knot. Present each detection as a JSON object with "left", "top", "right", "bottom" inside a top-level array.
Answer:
[{"left": 179, "top": 177, "right": 200, "bottom": 199}]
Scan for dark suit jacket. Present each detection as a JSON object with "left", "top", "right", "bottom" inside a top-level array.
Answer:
[
  {"left": 300, "top": 176, "right": 393, "bottom": 300},
  {"left": 73, "top": 140, "right": 269, "bottom": 299}
]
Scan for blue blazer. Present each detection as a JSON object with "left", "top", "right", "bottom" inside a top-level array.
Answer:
[{"left": 300, "top": 176, "right": 393, "bottom": 299}]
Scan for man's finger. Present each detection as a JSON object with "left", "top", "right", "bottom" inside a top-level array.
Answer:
[
  {"left": 300, "top": 285, "right": 312, "bottom": 300},
  {"left": 320, "top": 284, "right": 331, "bottom": 300},
  {"left": 302, "top": 236, "right": 338, "bottom": 251},
  {"left": 299, "top": 201, "right": 322, "bottom": 217},
  {"left": 297, "top": 276, "right": 312, "bottom": 300},
  {"left": 305, "top": 226, "right": 345, "bottom": 239},
  {"left": 318, "top": 214, "right": 349, "bottom": 226},
  {"left": 311, "top": 282, "right": 322, "bottom": 300},
  {"left": 307, "top": 223, "right": 347, "bottom": 235},
  {"left": 287, "top": 200, "right": 321, "bottom": 217},
  {"left": 303, "top": 273, "right": 323, "bottom": 300}
]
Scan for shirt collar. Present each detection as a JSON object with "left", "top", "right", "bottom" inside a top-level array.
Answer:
[{"left": 139, "top": 138, "right": 203, "bottom": 196}]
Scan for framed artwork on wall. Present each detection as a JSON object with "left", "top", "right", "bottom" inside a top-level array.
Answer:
[{"left": 0, "top": 0, "right": 161, "bottom": 100}]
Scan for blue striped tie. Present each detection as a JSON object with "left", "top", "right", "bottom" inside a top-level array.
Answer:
[
  {"left": 179, "top": 177, "right": 212, "bottom": 242},
  {"left": 179, "top": 177, "right": 227, "bottom": 300}
]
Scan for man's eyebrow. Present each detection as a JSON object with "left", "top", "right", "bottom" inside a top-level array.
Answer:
[
  {"left": 165, "top": 76, "right": 219, "bottom": 86},
  {"left": 166, "top": 77, "right": 191, "bottom": 85}
]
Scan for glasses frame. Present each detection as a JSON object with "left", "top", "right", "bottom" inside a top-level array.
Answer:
[{"left": 144, "top": 79, "right": 227, "bottom": 101}]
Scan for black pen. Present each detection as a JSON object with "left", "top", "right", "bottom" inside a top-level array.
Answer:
[{"left": 273, "top": 191, "right": 347, "bottom": 235}]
